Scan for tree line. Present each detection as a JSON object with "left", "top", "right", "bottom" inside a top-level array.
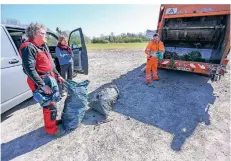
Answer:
[
  {"left": 56, "top": 27, "right": 149, "bottom": 44},
  {"left": 91, "top": 33, "right": 150, "bottom": 44}
]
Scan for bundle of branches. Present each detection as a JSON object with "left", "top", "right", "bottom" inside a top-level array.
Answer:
[
  {"left": 185, "top": 51, "right": 202, "bottom": 62},
  {"left": 164, "top": 51, "right": 182, "bottom": 60}
]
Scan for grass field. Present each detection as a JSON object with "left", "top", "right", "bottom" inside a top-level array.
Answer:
[{"left": 86, "top": 43, "right": 147, "bottom": 51}]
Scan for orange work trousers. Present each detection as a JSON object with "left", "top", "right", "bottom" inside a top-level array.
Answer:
[{"left": 146, "top": 57, "right": 158, "bottom": 82}]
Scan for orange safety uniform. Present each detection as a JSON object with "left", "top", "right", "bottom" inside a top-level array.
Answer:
[{"left": 144, "top": 40, "right": 165, "bottom": 82}]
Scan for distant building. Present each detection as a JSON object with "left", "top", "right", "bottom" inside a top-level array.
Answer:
[{"left": 146, "top": 29, "right": 157, "bottom": 39}]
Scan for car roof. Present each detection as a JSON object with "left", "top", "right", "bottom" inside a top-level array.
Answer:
[
  {"left": 1, "top": 23, "right": 56, "bottom": 35},
  {"left": 1, "top": 23, "right": 26, "bottom": 29}
]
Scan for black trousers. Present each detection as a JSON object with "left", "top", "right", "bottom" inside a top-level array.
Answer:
[
  {"left": 60, "top": 63, "right": 73, "bottom": 92},
  {"left": 60, "top": 63, "right": 73, "bottom": 80}
]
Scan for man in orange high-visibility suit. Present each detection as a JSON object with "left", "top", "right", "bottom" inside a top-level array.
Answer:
[{"left": 145, "top": 33, "right": 165, "bottom": 83}]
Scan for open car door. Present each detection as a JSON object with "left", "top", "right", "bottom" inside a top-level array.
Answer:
[{"left": 68, "top": 28, "right": 88, "bottom": 75}]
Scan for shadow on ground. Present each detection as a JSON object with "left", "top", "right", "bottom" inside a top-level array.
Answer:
[
  {"left": 1, "top": 64, "right": 216, "bottom": 160},
  {"left": 1, "top": 127, "right": 56, "bottom": 161},
  {"left": 86, "top": 64, "right": 216, "bottom": 151}
]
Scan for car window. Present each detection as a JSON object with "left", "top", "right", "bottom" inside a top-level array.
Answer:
[
  {"left": 8, "top": 32, "right": 27, "bottom": 50},
  {"left": 47, "top": 34, "right": 58, "bottom": 46},
  {"left": 69, "top": 30, "right": 82, "bottom": 48},
  {"left": 1, "top": 27, "right": 18, "bottom": 57},
  {"left": 21, "top": 33, "right": 28, "bottom": 42}
]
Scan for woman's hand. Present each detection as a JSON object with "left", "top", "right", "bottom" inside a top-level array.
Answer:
[{"left": 58, "top": 76, "right": 65, "bottom": 83}]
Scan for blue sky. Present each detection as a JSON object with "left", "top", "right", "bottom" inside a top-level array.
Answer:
[{"left": 1, "top": 4, "right": 160, "bottom": 38}]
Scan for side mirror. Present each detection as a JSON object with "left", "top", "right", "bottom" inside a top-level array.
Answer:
[{"left": 72, "top": 44, "right": 78, "bottom": 49}]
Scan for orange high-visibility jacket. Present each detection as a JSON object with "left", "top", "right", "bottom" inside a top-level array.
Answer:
[{"left": 145, "top": 41, "right": 165, "bottom": 54}]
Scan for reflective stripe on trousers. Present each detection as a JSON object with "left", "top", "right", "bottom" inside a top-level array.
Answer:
[
  {"left": 146, "top": 57, "right": 158, "bottom": 80},
  {"left": 146, "top": 75, "right": 151, "bottom": 80},
  {"left": 153, "top": 72, "right": 158, "bottom": 76}
]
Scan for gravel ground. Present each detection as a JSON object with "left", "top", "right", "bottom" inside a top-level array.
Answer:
[{"left": 1, "top": 50, "right": 230, "bottom": 161}]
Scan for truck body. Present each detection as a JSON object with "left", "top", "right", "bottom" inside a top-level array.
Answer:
[{"left": 156, "top": 4, "right": 230, "bottom": 81}]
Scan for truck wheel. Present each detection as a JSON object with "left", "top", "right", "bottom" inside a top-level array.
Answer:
[
  {"left": 211, "top": 74, "right": 221, "bottom": 81},
  {"left": 211, "top": 75, "right": 215, "bottom": 81}
]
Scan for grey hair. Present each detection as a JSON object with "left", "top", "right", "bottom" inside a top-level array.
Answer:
[
  {"left": 58, "top": 35, "right": 68, "bottom": 43},
  {"left": 25, "top": 23, "right": 47, "bottom": 39}
]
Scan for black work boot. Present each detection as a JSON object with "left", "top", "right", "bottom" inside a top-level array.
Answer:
[
  {"left": 56, "top": 119, "right": 62, "bottom": 125},
  {"left": 53, "top": 125, "right": 66, "bottom": 137}
]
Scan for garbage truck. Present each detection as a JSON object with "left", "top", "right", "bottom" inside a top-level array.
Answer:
[{"left": 148, "top": 4, "right": 230, "bottom": 81}]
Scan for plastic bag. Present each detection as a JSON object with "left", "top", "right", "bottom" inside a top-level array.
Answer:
[
  {"left": 33, "top": 76, "right": 61, "bottom": 106},
  {"left": 61, "top": 80, "right": 89, "bottom": 131},
  {"left": 156, "top": 51, "right": 163, "bottom": 60},
  {"left": 89, "top": 85, "right": 119, "bottom": 118}
]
